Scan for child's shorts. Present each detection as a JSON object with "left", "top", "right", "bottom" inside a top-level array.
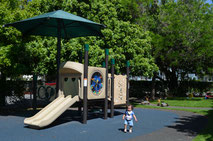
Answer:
[{"left": 124, "top": 119, "right": 133, "bottom": 126}]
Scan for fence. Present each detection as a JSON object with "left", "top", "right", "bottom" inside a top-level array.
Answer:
[{"left": 2, "top": 79, "right": 213, "bottom": 106}]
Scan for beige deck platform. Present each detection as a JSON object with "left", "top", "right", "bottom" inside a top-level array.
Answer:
[{"left": 24, "top": 95, "right": 79, "bottom": 128}]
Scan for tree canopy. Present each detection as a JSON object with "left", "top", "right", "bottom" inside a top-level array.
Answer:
[
  {"left": 0, "top": 0, "right": 212, "bottom": 98},
  {"left": 0, "top": 0, "right": 157, "bottom": 79},
  {"left": 130, "top": 0, "right": 213, "bottom": 95}
]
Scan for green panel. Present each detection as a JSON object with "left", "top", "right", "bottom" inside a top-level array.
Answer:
[
  {"left": 111, "top": 58, "right": 115, "bottom": 65},
  {"left": 102, "top": 62, "right": 106, "bottom": 67},
  {"left": 105, "top": 48, "right": 109, "bottom": 55},
  {"left": 126, "top": 61, "right": 130, "bottom": 67},
  {"left": 84, "top": 44, "right": 89, "bottom": 51}
]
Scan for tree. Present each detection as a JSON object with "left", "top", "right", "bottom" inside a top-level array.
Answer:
[
  {"left": 136, "top": 0, "right": 213, "bottom": 95},
  {"left": 0, "top": 0, "right": 157, "bottom": 77},
  {"left": 0, "top": 0, "right": 31, "bottom": 105},
  {"left": 0, "top": 0, "right": 157, "bottom": 103}
]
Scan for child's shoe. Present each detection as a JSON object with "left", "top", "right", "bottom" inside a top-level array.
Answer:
[
  {"left": 124, "top": 129, "right": 127, "bottom": 133},
  {"left": 129, "top": 129, "right": 132, "bottom": 133}
]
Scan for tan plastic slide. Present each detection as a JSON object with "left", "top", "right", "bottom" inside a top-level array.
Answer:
[{"left": 24, "top": 95, "right": 79, "bottom": 128}]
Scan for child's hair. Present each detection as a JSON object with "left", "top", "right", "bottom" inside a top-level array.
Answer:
[{"left": 126, "top": 104, "right": 134, "bottom": 110}]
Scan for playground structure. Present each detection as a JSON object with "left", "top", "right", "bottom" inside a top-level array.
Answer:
[
  {"left": 24, "top": 45, "right": 130, "bottom": 128},
  {"left": 37, "top": 83, "right": 56, "bottom": 101},
  {"left": 37, "top": 64, "right": 127, "bottom": 105}
]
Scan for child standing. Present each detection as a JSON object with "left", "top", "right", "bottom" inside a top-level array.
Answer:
[{"left": 122, "top": 105, "right": 138, "bottom": 133}]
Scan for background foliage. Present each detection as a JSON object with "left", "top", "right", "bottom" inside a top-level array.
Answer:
[
  {"left": 0, "top": 0, "right": 157, "bottom": 79},
  {"left": 125, "top": 0, "right": 213, "bottom": 95},
  {"left": 0, "top": 0, "right": 213, "bottom": 101}
]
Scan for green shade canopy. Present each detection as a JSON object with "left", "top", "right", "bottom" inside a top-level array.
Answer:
[
  {"left": 5, "top": 10, "right": 105, "bottom": 38},
  {"left": 4, "top": 10, "right": 105, "bottom": 95}
]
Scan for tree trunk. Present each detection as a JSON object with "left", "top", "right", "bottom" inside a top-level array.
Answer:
[
  {"left": 167, "top": 70, "right": 179, "bottom": 96},
  {"left": 151, "top": 73, "right": 157, "bottom": 100},
  {"left": 161, "top": 67, "right": 179, "bottom": 97}
]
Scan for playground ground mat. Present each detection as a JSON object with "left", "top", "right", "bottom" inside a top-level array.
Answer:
[{"left": 0, "top": 108, "right": 207, "bottom": 141}]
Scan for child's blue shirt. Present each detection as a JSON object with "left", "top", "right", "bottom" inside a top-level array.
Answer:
[{"left": 125, "top": 111, "right": 135, "bottom": 121}]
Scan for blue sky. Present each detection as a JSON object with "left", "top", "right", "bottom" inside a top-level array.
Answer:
[{"left": 206, "top": 0, "right": 213, "bottom": 4}]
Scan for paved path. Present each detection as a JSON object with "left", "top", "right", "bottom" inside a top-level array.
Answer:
[{"left": 0, "top": 108, "right": 208, "bottom": 141}]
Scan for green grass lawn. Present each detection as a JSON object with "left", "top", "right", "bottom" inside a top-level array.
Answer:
[
  {"left": 133, "top": 104, "right": 210, "bottom": 114},
  {"left": 150, "top": 97, "right": 213, "bottom": 108},
  {"left": 132, "top": 97, "right": 213, "bottom": 141}
]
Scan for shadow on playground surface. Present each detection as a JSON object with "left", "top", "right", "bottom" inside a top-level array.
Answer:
[
  {"left": 0, "top": 104, "right": 123, "bottom": 128},
  {"left": 165, "top": 109, "right": 213, "bottom": 141},
  {"left": 167, "top": 114, "right": 207, "bottom": 136}
]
